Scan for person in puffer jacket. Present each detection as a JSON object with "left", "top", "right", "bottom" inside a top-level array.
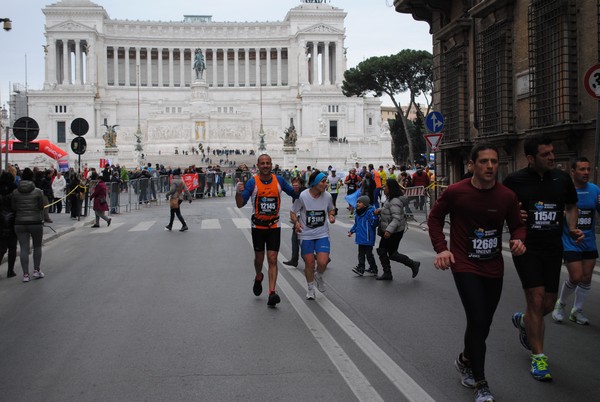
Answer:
[
  {"left": 348, "top": 195, "right": 379, "bottom": 276},
  {"left": 11, "top": 168, "right": 46, "bottom": 282},
  {"left": 374, "top": 179, "right": 420, "bottom": 281}
]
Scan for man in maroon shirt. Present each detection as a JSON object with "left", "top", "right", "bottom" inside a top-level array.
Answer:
[{"left": 428, "top": 144, "right": 526, "bottom": 402}]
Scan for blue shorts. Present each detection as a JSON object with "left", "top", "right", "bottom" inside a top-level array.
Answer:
[{"left": 301, "top": 237, "right": 331, "bottom": 256}]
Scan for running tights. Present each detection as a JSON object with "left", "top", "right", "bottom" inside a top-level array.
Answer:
[{"left": 452, "top": 272, "right": 503, "bottom": 382}]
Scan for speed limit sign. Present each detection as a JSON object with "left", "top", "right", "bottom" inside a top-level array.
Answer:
[{"left": 584, "top": 63, "right": 600, "bottom": 99}]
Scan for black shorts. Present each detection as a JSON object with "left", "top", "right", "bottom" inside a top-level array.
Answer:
[
  {"left": 513, "top": 250, "right": 562, "bottom": 293},
  {"left": 251, "top": 227, "right": 281, "bottom": 252},
  {"left": 563, "top": 250, "right": 599, "bottom": 263}
]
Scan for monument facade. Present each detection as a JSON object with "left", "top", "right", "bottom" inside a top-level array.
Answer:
[{"left": 27, "top": 0, "right": 391, "bottom": 169}]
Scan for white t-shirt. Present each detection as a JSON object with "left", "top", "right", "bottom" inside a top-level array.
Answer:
[
  {"left": 327, "top": 175, "right": 342, "bottom": 193},
  {"left": 292, "top": 189, "right": 334, "bottom": 240}
]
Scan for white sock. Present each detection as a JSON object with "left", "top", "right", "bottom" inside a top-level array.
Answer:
[
  {"left": 307, "top": 282, "right": 315, "bottom": 290},
  {"left": 557, "top": 280, "right": 576, "bottom": 305},
  {"left": 573, "top": 283, "right": 591, "bottom": 311}
]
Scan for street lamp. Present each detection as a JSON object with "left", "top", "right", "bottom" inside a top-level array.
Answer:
[
  {"left": 0, "top": 18, "right": 12, "bottom": 32},
  {"left": 0, "top": 105, "right": 9, "bottom": 171}
]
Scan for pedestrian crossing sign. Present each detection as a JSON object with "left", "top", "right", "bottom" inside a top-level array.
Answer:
[{"left": 424, "top": 133, "right": 443, "bottom": 151}]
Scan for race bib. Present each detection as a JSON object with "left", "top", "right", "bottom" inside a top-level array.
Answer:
[
  {"left": 258, "top": 196, "right": 277, "bottom": 216},
  {"left": 577, "top": 208, "right": 593, "bottom": 231},
  {"left": 467, "top": 228, "right": 501, "bottom": 260},
  {"left": 528, "top": 201, "right": 561, "bottom": 231},
  {"left": 306, "top": 210, "right": 326, "bottom": 228}
]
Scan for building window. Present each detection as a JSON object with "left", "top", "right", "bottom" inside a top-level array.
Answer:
[
  {"left": 441, "top": 45, "right": 469, "bottom": 143},
  {"left": 477, "top": 20, "right": 513, "bottom": 136},
  {"left": 528, "top": 0, "right": 578, "bottom": 127},
  {"left": 328, "top": 105, "right": 339, "bottom": 113},
  {"left": 57, "top": 121, "right": 66, "bottom": 143},
  {"left": 329, "top": 120, "right": 338, "bottom": 139},
  {"left": 369, "top": 117, "right": 372, "bottom": 125},
  {"left": 54, "top": 105, "right": 67, "bottom": 113}
]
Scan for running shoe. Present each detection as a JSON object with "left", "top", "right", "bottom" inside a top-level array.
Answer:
[
  {"left": 253, "top": 273, "right": 263, "bottom": 296},
  {"left": 569, "top": 308, "right": 590, "bottom": 325},
  {"left": 306, "top": 288, "right": 316, "bottom": 300},
  {"left": 282, "top": 260, "right": 298, "bottom": 267},
  {"left": 551, "top": 301, "right": 565, "bottom": 323},
  {"left": 352, "top": 266, "right": 365, "bottom": 276},
  {"left": 22, "top": 274, "right": 30, "bottom": 283},
  {"left": 474, "top": 380, "right": 495, "bottom": 402},
  {"left": 454, "top": 356, "right": 475, "bottom": 388},
  {"left": 511, "top": 312, "right": 531, "bottom": 350},
  {"left": 267, "top": 292, "right": 281, "bottom": 307},
  {"left": 530, "top": 354, "right": 552, "bottom": 381},
  {"left": 365, "top": 268, "right": 378, "bottom": 276},
  {"left": 314, "top": 271, "right": 325, "bottom": 292},
  {"left": 32, "top": 270, "right": 45, "bottom": 279}
]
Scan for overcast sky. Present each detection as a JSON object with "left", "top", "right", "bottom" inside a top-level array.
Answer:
[{"left": 0, "top": 0, "right": 432, "bottom": 108}]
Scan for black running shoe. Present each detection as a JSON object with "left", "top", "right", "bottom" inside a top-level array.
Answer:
[
  {"left": 267, "top": 292, "right": 281, "bottom": 307},
  {"left": 253, "top": 274, "right": 263, "bottom": 296}
]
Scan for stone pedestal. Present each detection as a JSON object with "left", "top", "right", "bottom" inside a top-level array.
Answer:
[
  {"left": 282, "top": 145, "right": 297, "bottom": 167},
  {"left": 104, "top": 147, "right": 119, "bottom": 165}
]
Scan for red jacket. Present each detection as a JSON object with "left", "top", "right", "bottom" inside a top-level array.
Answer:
[{"left": 90, "top": 181, "right": 109, "bottom": 212}]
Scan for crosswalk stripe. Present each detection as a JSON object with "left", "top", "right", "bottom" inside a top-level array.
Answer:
[
  {"left": 232, "top": 218, "right": 251, "bottom": 229},
  {"left": 90, "top": 222, "right": 124, "bottom": 233},
  {"left": 129, "top": 221, "right": 156, "bottom": 232},
  {"left": 200, "top": 219, "right": 221, "bottom": 229}
]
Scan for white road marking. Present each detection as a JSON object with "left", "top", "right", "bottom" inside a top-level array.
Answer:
[
  {"left": 128, "top": 221, "right": 156, "bottom": 232},
  {"left": 200, "top": 219, "right": 221, "bottom": 229},
  {"left": 89, "top": 222, "right": 124, "bottom": 233},
  {"left": 231, "top": 218, "right": 251, "bottom": 229}
]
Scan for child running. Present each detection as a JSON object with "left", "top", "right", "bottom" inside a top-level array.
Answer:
[{"left": 348, "top": 195, "right": 379, "bottom": 276}]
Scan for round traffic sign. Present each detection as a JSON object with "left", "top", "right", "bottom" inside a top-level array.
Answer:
[
  {"left": 71, "top": 118, "right": 89, "bottom": 136},
  {"left": 425, "top": 111, "right": 445, "bottom": 133},
  {"left": 584, "top": 64, "right": 600, "bottom": 100},
  {"left": 70, "top": 137, "right": 87, "bottom": 155},
  {"left": 12, "top": 117, "right": 40, "bottom": 142}
]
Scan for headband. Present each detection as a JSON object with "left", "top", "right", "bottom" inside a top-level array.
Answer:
[{"left": 310, "top": 172, "right": 327, "bottom": 187}]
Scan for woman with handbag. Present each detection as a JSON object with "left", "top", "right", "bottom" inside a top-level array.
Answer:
[
  {"left": 165, "top": 168, "right": 192, "bottom": 232},
  {"left": 89, "top": 177, "right": 111, "bottom": 228},
  {"left": 374, "top": 179, "right": 420, "bottom": 280}
]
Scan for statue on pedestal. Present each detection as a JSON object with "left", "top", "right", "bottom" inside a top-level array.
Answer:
[
  {"left": 102, "top": 124, "right": 119, "bottom": 148},
  {"left": 193, "top": 49, "right": 206, "bottom": 80},
  {"left": 281, "top": 124, "right": 297, "bottom": 147}
]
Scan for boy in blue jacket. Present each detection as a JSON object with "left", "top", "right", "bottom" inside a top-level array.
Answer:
[{"left": 348, "top": 195, "right": 379, "bottom": 276}]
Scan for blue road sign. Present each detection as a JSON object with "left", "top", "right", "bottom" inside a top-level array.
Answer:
[{"left": 425, "top": 111, "right": 445, "bottom": 133}]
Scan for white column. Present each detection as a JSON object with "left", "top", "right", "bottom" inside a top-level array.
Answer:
[
  {"left": 312, "top": 42, "right": 319, "bottom": 85},
  {"left": 233, "top": 48, "right": 239, "bottom": 87},
  {"left": 168, "top": 48, "right": 174, "bottom": 87},
  {"left": 135, "top": 47, "right": 141, "bottom": 86},
  {"left": 179, "top": 48, "right": 186, "bottom": 86},
  {"left": 113, "top": 46, "right": 119, "bottom": 86},
  {"left": 74, "top": 40, "right": 81, "bottom": 85},
  {"left": 244, "top": 48, "right": 250, "bottom": 87},
  {"left": 335, "top": 40, "right": 343, "bottom": 85},
  {"left": 125, "top": 47, "right": 130, "bottom": 86},
  {"left": 147, "top": 48, "right": 152, "bottom": 87},
  {"left": 324, "top": 42, "right": 330, "bottom": 85},
  {"left": 223, "top": 48, "right": 229, "bottom": 87},
  {"left": 276, "top": 47, "right": 282, "bottom": 86},
  {"left": 266, "top": 47, "right": 271, "bottom": 86},
  {"left": 48, "top": 40, "right": 57, "bottom": 85},
  {"left": 158, "top": 48, "right": 163, "bottom": 87},
  {"left": 212, "top": 48, "right": 218, "bottom": 87},
  {"left": 62, "top": 40, "right": 69, "bottom": 84},
  {"left": 255, "top": 48, "right": 261, "bottom": 86}
]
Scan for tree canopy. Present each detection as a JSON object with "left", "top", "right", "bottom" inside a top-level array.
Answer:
[{"left": 342, "top": 49, "right": 433, "bottom": 164}]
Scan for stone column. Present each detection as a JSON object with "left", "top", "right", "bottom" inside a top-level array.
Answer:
[
  {"left": 74, "top": 40, "right": 81, "bottom": 85},
  {"left": 179, "top": 48, "right": 186, "bottom": 86},
  {"left": 125, "top": 47, "right": 130, "bottom": 86},
  {"left": 244, "top": 48, "right": 250, "bottom": 87},
  {"left": 48, "top": 39, "right": 57, "bottom": 85},
  {"left": 335, "top": 40, "right": 343, "bottom": 85},
  {"left": 311, "top": 42, "right": 319, "bottom": 85},
  {"left": 324, "top": 42, "right": 330, "bottom": 85},
  {"left": 212, "top": 48, "right": 218, "bottom": 87},
  {"left": 147, "top": 48, "right": 152, "bottom": 87},
  {"left": 266, "top": 47, "right": 271, "bottom": 86},
  {"left": 158, "top": 48, "right": 163, "bottom": 87},
  {"left": 223, "top": 48, "right": 229, "bottom": 87},
  {"left": 255, "top": 48, "right": 261, "bottom": 86},
  {"left": 113, "top": 46, "right": 119, "bottom": 86},
  {"left": 135, "top": 47, "right": 141, "bottom": 86},
  {"left": 168, "top": 48, "right": 174, "bottom": 87},
  {"left": 62, "top": 40, "right": 69, "bottom": 84},
  {"left": 276, "top": 47, "right": 282, "bottom": 86},
  {"left": 233, "top": 48, "right": 239, "bottom": 87}
]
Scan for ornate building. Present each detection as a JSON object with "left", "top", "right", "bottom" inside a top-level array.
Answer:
[
  {"left": 394, "top": 0, "right": 600, "bottom": 183},
  {"left": 26, "top": 0, "right": 391, "bottom": 169}
]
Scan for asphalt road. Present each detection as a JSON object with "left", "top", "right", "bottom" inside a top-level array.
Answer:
[{"left": 0, "top": 197, "right": 598, "bottom": 401}]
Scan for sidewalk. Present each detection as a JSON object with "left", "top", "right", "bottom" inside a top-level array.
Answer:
[{"left": 41, "top": 210, "right": 89, "bottom": 245}]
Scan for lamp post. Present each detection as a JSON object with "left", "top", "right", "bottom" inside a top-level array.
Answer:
[
  {"left": 0, "top": 105, "right": 8, "bottom": 171},
  {"left": 0, "top": 18, "right": 12, "bottom": 32}
]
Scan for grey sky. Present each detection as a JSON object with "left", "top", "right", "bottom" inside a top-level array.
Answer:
[{"left": 0, "top": 0, "right": 432, "bottom": 108}]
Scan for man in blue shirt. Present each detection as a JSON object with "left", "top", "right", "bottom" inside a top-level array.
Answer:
[{"left": 553, "top": 157, "right": 600, "bottom": 325}]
